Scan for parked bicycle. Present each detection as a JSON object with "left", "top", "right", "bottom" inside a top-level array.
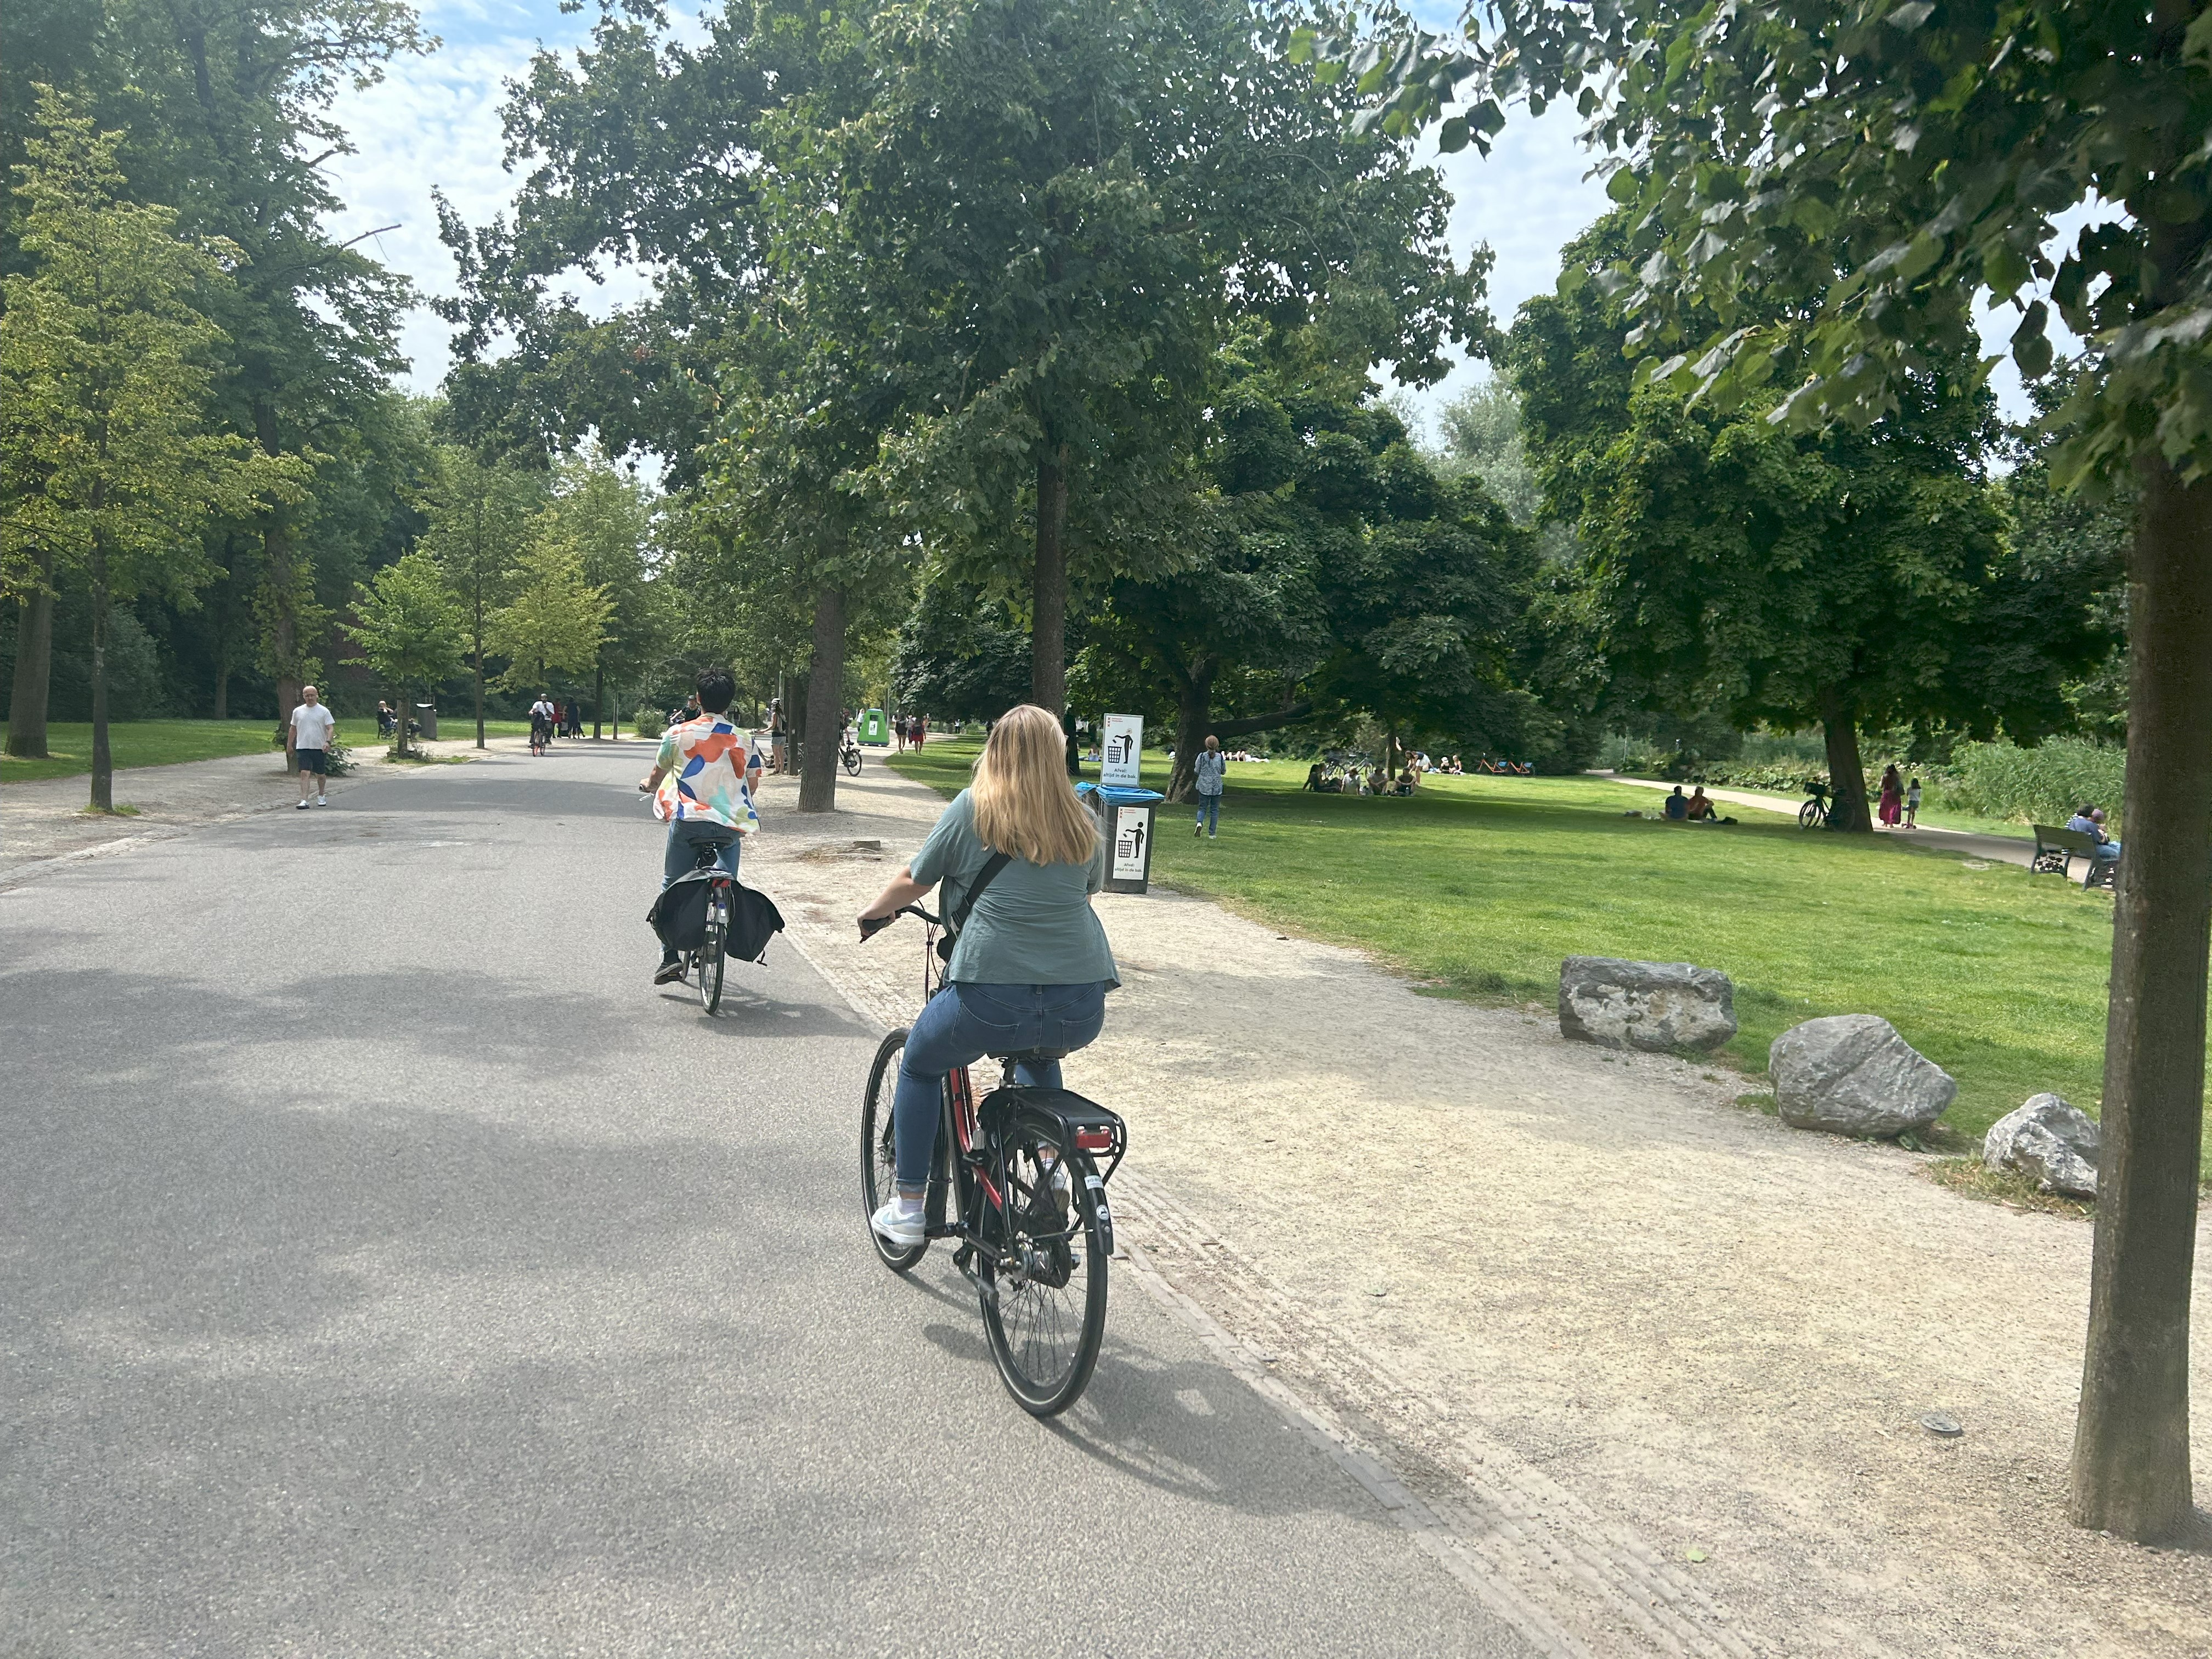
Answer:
[
  {"left": 858, "top": 903, "right": 1126, "bottom": 1415},
  {"left": 1798, "top": 780, "right": 1831, "bottom": 829},
  {"left": 840, "top": 732, "right": 864, "bottom": 777}
]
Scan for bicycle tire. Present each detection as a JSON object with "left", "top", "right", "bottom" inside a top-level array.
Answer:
[
  {"left": 861, "top": 1029, "right": 928, "bottom": 1272},
  {"left": 1798, "top": 799, "right": 1824, "bottom": 829},
  {"left": 843, "top": 748, "right": 862, "bottom": 777},
  {"left": 979, "top": 1115, "right": 1109, "bottom": 1415},
  {"left": 697, "top": 885, "right": 726, "bottom": 1014}
]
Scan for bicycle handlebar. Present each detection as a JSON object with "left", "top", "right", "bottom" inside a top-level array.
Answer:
[{"left": 857, "top": 902, "right": 941, "bottom": 943}]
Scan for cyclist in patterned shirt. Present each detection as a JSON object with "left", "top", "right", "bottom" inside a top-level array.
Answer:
[{"left": 638, "top": 668, "right": 763, "bottom": 984}]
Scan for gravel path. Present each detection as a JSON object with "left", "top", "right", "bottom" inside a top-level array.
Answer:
[{"left": 751, "top": 760, "right": 2212, "bottom": 1659}]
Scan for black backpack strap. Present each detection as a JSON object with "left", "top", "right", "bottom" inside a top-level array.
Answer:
[{"left": 938, "top": 850, "right": 1012, "bottom": 960}]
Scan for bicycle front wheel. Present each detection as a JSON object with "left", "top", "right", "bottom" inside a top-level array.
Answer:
[
  {"left": 980, "top": 1118, "right": 1109, "bottom": 1415},
  {"left": 844, "top": 748, "right": 862, "bottom": 777},
  {"left": 861, "top": 1029, "right": 928, "bottom": 1272},
  {"left": 1798, "top": 799, "right": 1824, "bottom": 828}
]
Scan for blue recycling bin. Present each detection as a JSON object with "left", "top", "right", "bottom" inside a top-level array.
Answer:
[{"left": 1077, "top": 782, "right": 1165, "bottom": 894}]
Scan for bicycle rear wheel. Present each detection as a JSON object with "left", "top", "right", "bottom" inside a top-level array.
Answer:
[
  {"left": 843, "top": 748, "right": 862, "bottom": 777},
  {"left": 696, "top": 885, "right": 726, "bottom": 1013},
  {"left": 979, "top": 1117, "right": 1109, "bottom": 1415},
  {"left": 1798, "top": 799, "right": 1824, "bottom": 828},
  {"left": 861, "top": 1029, "right": 928, "bottom": 1272}
]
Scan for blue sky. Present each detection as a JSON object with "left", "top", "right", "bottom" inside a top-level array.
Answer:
[{"left": 324, "top": 0, "right": 2028, "bottom": 446}]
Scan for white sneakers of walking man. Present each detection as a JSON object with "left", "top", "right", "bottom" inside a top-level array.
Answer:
[{"left": 290, "top": 685, "right": 335, "bottom": 808}]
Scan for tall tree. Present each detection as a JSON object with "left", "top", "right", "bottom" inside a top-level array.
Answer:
[
  {"left": 487, "top": 537, "right": 613, "bottom": 696},
  {"left": 1322, "top": 0, "right": 2212, "bottom": 1540},
  {"left": 1509, "top": 221, "right": 2102, "bottom": 830},
  {"left": 0, "top": 91, "right": 300, "bottom": 804},
  {"left": 346, "top": 549, "right": 461, "bottom": 758},
  {"left": 417, "top": 447, "right": 545, "bottom": 745},
  {"left": 539, "top": 446, "right": 657, "bottom": 737}
]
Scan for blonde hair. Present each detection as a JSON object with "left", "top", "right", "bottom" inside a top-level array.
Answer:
[{"left": 970, "top": 704, "right": 1098, "bottom": 866}]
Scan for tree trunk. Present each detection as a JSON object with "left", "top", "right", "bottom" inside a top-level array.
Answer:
[
  {"left": 1031, "top": 443, "right": 1070, "bottom": 715},
  {"left": 473, "top": 631, "right": 487, "bottom": 749},
  {"left": 213, "top": 656, "right": 229, "bottom": 719},
  {"left": 593, "top": 662, "right": 605, "bottom": 740},
  {"left": 1166, "top": 659, "right": 1217, "bottom": 803},
  {"left": 2068, "top": 454, "right": 2212, "bottom": 1542},
  {"left": 88, "top": 550, "right": 112, "bottom": 814},
  {"left": 5, "top": 552, "right": 55, "bottom": 758},
  {"left": 799, "top": 585, "right": 847, "bottom": 814},
  {"left": 1816, "top": 688, "right": 1872, "bottom": 831}
]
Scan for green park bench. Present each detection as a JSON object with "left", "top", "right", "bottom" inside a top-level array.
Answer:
[{"left": 2032, "top": 823, "right": 2119, "bottom": 890}]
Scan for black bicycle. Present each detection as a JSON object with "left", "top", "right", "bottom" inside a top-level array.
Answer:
[
  {"left": 840, "top": 733, "right": 864, "bottom": 777},
  {"left": 1799, "top": 780, "right": 1831, "bottom": 828},
  {"left": 859, "top": 905, "right": 1125, "bottom": 1415}
]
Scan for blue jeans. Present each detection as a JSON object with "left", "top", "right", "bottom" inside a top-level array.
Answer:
[
  {"left": 1195, "top": 792, "right": 1220, "bottom": 835},
  {"left": 891, "top": 981, "right": 1108, "bottom": 1190},
  {"left": 662, "top": 821, "right": 739, "bottom": 962}
]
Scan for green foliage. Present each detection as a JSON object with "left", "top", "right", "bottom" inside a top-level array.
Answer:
[
  {"left": 417, "top": 445, "right": 546, "bottom": 736},
  {"left": 487, "top": 539, "right": 611, "bottom": 694},
  {"left": 346, "top": 549, "right": 462, "bottom": 754},
  {"left": 1944, "top": 738, "right": 2128, "bottom": 828}
]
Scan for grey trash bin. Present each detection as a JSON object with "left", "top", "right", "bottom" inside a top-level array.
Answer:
[
  {"left": 1079, "top": 783, "right": 1164, "bottom": 895},
  {"left": 415, "top": 703, "right": 438, "bottom": 742}
]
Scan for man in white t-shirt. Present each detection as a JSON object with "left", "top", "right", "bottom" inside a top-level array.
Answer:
[{"left": 289, "top": 684, "right": 337, "bottom": 808}]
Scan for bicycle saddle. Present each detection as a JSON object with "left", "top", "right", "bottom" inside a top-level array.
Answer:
[{"left": 997, "top": 1048, "right": 1069, "bottom": 1066}]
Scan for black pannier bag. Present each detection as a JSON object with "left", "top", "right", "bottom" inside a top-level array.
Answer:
[{"left": 647, "top": 872, "right": 786, "bottom": 963}]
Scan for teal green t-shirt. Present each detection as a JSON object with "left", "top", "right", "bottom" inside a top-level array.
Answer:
[{"left": 909, "top": 789, "right": 1118, "bottom": 989}]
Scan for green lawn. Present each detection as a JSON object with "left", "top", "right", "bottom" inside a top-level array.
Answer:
[
  {"left": 1, "top": 717, "right": 556, "bottom": 782},
  {"left": 890, "top": 738, "right": 2203, "bottom": 1171}
]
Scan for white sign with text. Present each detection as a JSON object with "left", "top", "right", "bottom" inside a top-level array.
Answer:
[
  {"left": 1101, "top": 713, "right": 1143, "bottom": 788},
  {"left": 1112, "top": 805, "right": 1150, "bottom": 882}
]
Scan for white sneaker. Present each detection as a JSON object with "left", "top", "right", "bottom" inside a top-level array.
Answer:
[
  {"left": 296, "top": 800, "right": 311, "bottom": 810},
  {"left": 315, "top": 795, "right": 328, "bottom": 806},
  {"left": 871, "top": 1198, "right": 925, "bottom": 1248}
]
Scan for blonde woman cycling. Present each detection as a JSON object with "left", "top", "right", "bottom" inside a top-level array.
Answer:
[{"left": 856, "top": 704, "right": 1118, "bottom": 1248}]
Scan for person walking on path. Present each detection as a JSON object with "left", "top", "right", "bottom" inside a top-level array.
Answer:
[
  {"left": 768, "top": 699, "right": 787, "bottom": 774},
  {"left": 1877, "top": 764, "right": 1903, "bottom": 828},
  {"left": 854, "top": 703, "right": 1118, "bottom": 1249},
  {"left": 1905, "top": 777, "right": 1922, "bottom": 828},
  {"left": 639, "top": 668, "right": 763, "bottom": 984},
  {"left": 1193, "top": 735, "right": 1226, "bottom": 839},
  {"left": 289, "top": 686, "right": 336, "bottom": 809}
]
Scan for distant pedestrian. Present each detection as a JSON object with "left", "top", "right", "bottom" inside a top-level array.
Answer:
[
  {"left": 1193, "top": 734, "right": 1226, "bottom": 839},
  {"left": 1905, "top": 777, "right": 1922, "bottom": 828},
  {"left": 290, "top": 684, "right": 336, "bottom": 809},
  {"left": 1877, "top": 764, "right": 1903, "bottom": 828},
  {"left": 915, "top": 714, "right": 928, "bottom": 747},
  {"left": 769, "top": 698, "right": 787, "bottom": 772},
  {"left": 529, "top": 693, "right": 556, "bottom": 756}
]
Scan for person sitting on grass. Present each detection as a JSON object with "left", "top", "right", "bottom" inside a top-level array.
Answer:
[
  {"left": 1685, "top": 786, "right": 1714, "bottom": 821},
  {"left": 1304, "top": 760, "right": 1326, "bottom": 792},
  {"left": 1663, "top": 785, "right": 1689, "bottom": 821}
]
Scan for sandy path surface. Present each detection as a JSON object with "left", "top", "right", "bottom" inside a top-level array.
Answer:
[{"left": 747, "top": 761, "right": 2212, "bottom": 1659}]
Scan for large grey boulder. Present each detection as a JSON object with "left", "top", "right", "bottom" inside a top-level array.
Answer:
[
  {"left": 1984, "top": 1093, "right": 2100, "bottom": 1197},
  {"left": 1559, "top": 956, "right": 1737, "bottom": 1053},
  {"left": 1769, "top": 1014, "right": 1956, "bottom": 1137}
]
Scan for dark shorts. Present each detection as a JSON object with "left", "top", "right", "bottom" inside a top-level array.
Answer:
[{"left": 296, "top": 748, "right": 328, "bottom": 775}]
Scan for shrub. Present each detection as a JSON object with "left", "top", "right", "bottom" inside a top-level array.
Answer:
[{"left": 1941, "top": 737, "right": 2125, "bottom": 827}]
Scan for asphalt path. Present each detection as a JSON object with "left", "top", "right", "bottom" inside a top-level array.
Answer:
[{"left": 3, "top": 742, "right": 1528, "bottom": 1657}]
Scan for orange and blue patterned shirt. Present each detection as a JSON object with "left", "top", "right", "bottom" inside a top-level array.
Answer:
[{"left": 653, "top": 716, "right": 762, "bottom": 832}]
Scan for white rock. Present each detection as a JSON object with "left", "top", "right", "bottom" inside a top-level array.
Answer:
[
  {"left": 1984, "top": 1093, "right": 2100, "bottom": 1197},
  {"left": 1769, "top": 1014, "right": 1956, "bottom": 1138},
  {"left": 1558, "top": 956, "right": 1737, "bottom": 1053}
]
